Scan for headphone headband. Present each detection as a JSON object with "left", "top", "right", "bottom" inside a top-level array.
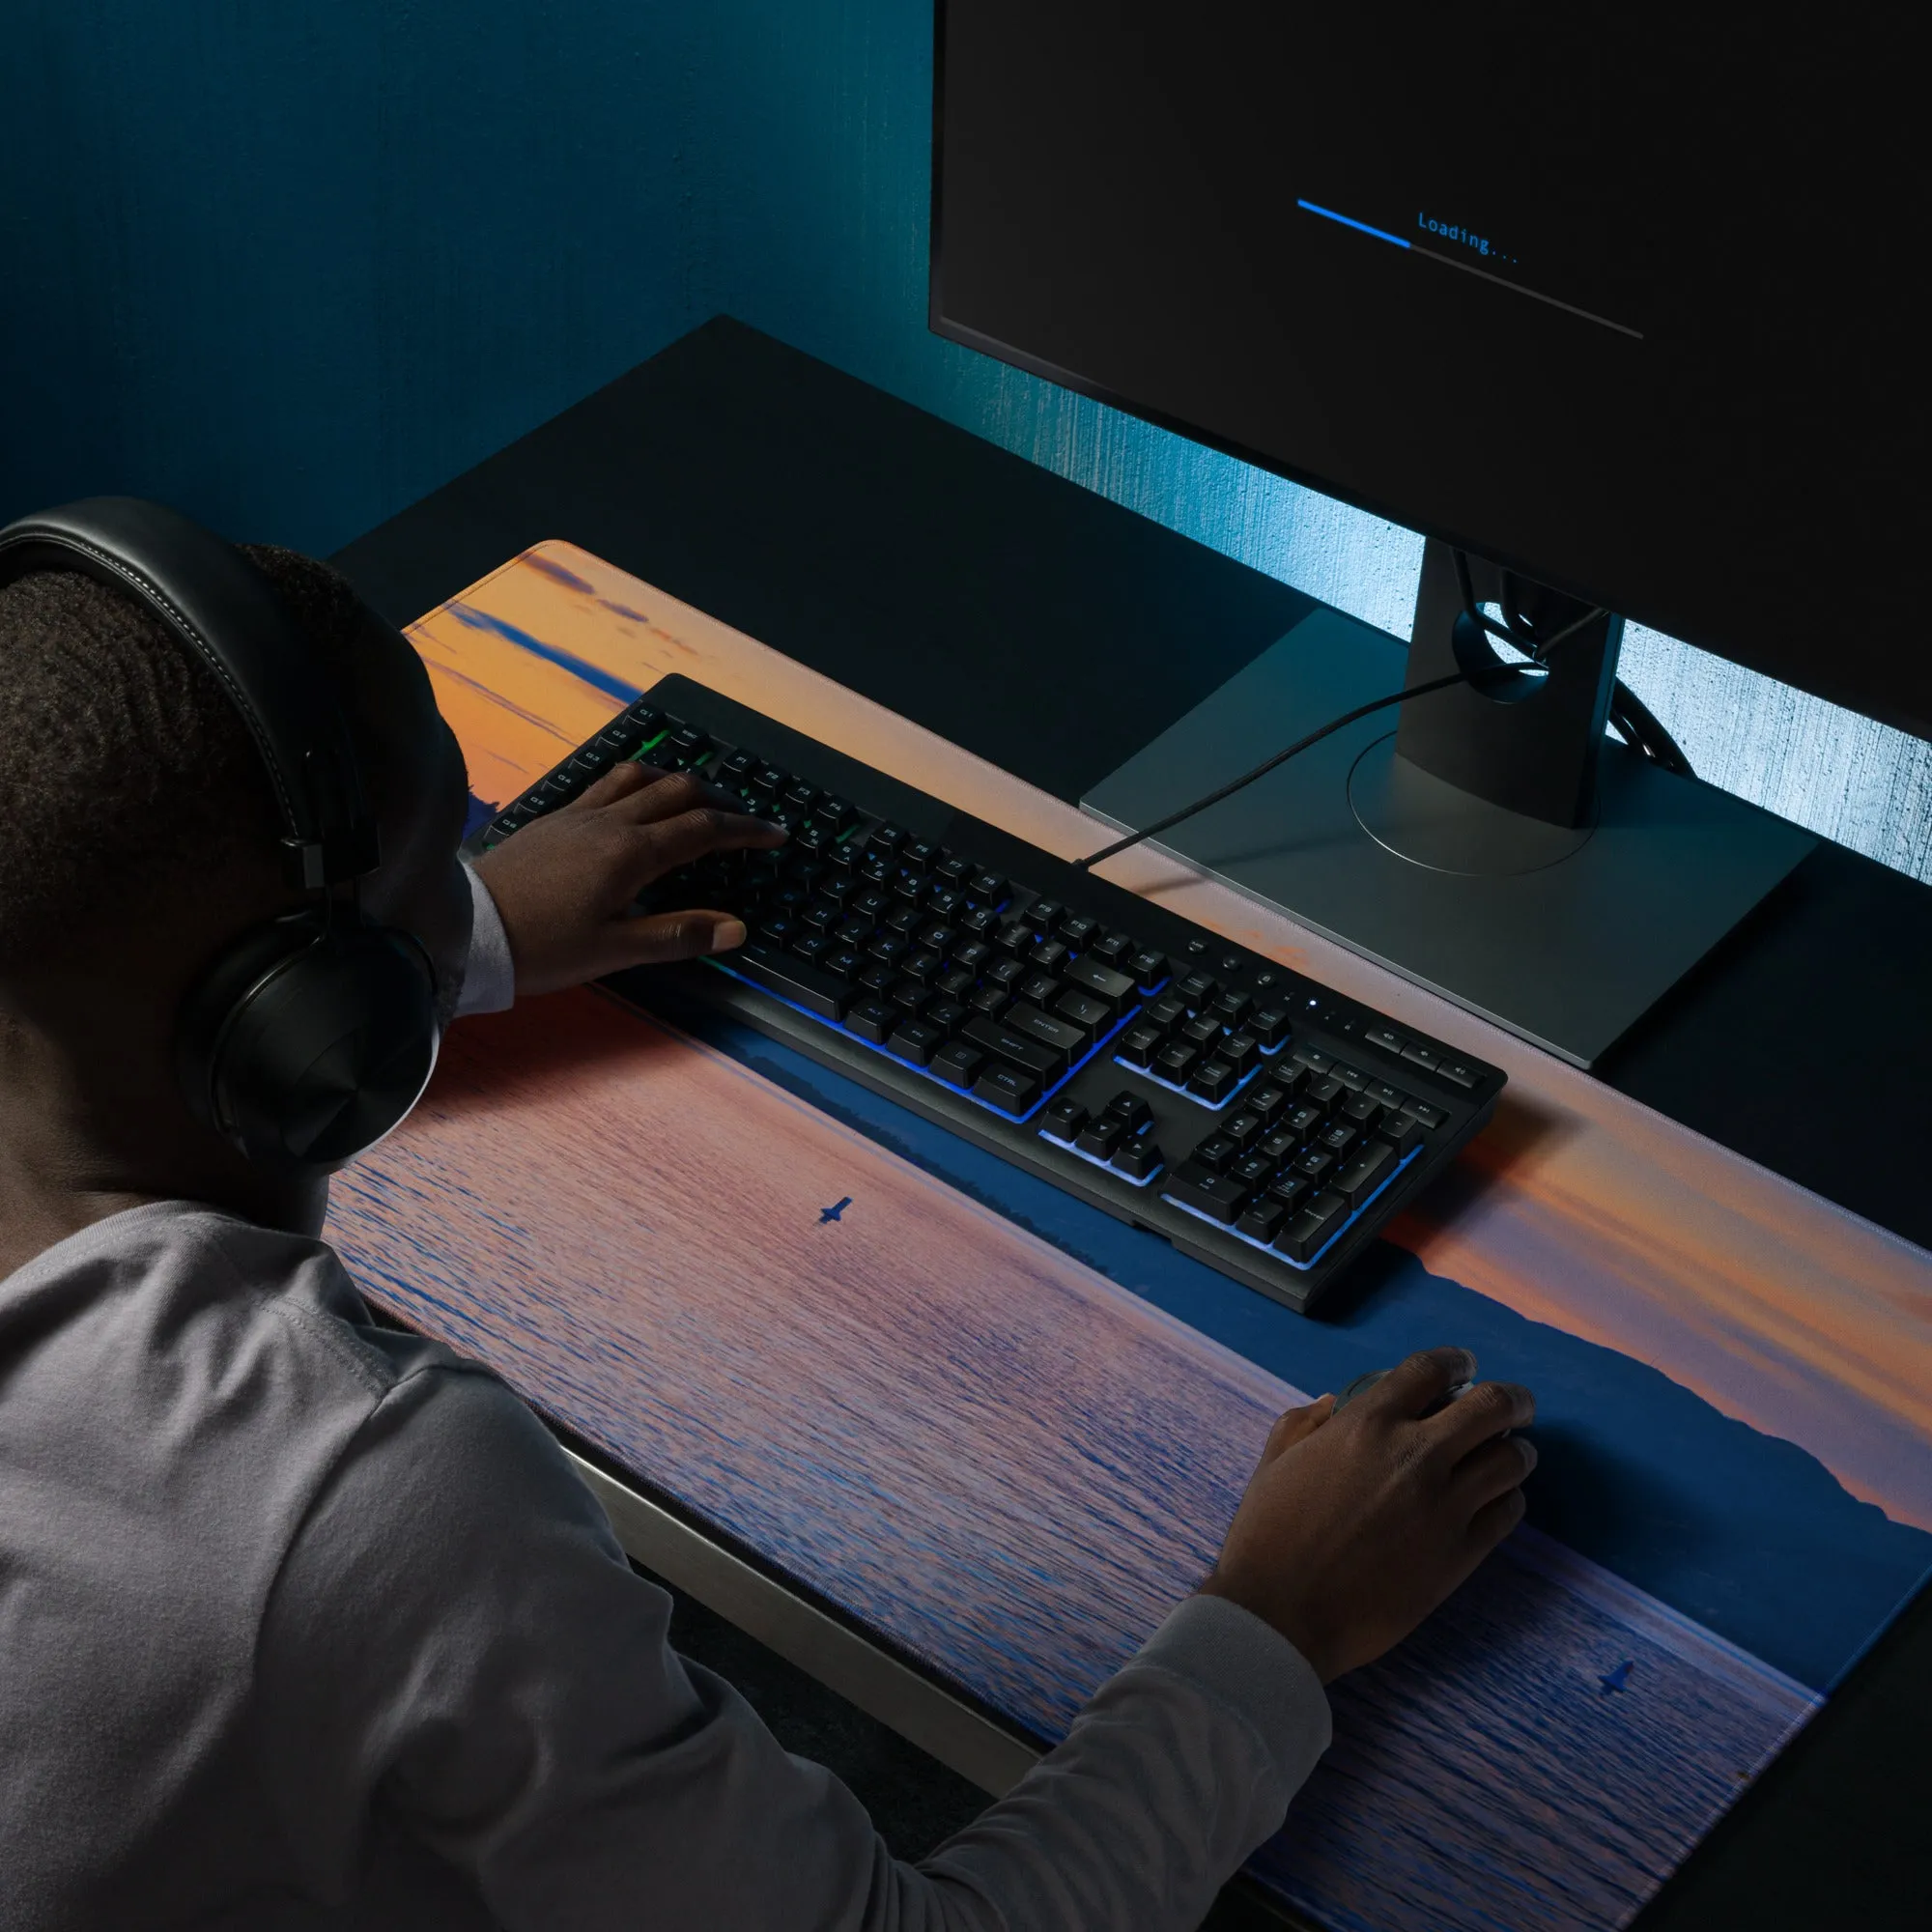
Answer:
[{"left": 0, "top": 497, "right": 380, "bottom": 888}]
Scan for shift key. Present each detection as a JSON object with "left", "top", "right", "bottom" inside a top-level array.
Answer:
[{"left": 962, "top": 1012, "right": 1066, "bottom": 1080}]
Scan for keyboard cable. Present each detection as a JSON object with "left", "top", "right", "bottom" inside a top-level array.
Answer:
[{"left": 1073, "top": 561, "right": 1613, "bottom": 875}]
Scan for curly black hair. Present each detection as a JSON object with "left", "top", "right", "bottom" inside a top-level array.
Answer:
[{"left": 0, "top": 546, "right": 402, "bottom": 977}]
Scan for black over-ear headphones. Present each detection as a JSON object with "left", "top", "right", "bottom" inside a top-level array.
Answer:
[{"left": 0, "top": 497, "right": 440, "bottom": 1174}]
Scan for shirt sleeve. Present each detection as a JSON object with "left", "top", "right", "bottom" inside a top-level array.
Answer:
[
  {"left": 256, "top": 1364, "right": 1330, "bottom": 1931},
  {"left": 455, "top": 861, "right": 516, "bottom": 1017}
]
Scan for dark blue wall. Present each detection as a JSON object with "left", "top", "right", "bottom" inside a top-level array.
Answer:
[{"left": 4, "top": 2, "right": 1924, "bottom": 873}]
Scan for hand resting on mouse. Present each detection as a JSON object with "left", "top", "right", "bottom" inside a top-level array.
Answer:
[{"left": 1199, "top": 1346, "right": 1536, "bottom": 1683}]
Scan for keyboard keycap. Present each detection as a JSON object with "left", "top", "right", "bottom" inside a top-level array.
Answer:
[
  {"left": 1089, "top": 931, "right": 1132, "bottom": 965},
  {"left": 846, "top": 996, "right": 899, "bottom": 1044},
  {"left": 1437, "top": 1059, "right": 1483, "bottom": 1090},
  {"left": 1062, "top": 956, "right": 1138, "bottom": 1014},
  {"left": 1126, "top": 949, "right": 1170, "bottom": 991},
  {"left": 1041, "top": 1096, "right": 1089, "bottom": 1143},
  {"left": 1113, "top": 1135, "right": 1164, "bottom": 1180},
  {"left": 961, "top": 1013, "right": 1066, "bottom": 1081},
  {"left": 1104, "top": 1090, "right": 1153, "bottom": 1134},
  {"left": 1145, "top": 995, "right": 1189, "bottom": 1035},
  {"left": 1276, "top": 1203, "right": 1346, "bottom": 1263},
  {"left": 1118, "top": 1024, "right": 1164, "bottom": 1067},
  {"left": 1222, "top": 1111, "right": 1263, "bottom": 1148},
  {"left": 1245, "top": 1083, "right": 1288, "bottom": 1122},
  {"left": 889, "top": 1019, "right": 946, "bottom": 1065},
  {"left": 974, "top": 1063, "right": 1040, "bottom": 1116},
  {"left": 1194, "top": 1135, "right": 1239, "bottom": 1172},
  {"left": 931, "top": 1040, "right": 983, "bottom": 1089},
  {"left": 1177, "top": 972, "right": 1219, "bottom": 1009},
  {"left": 1248, "top": 1007, "right": 1292, "bottom": 1050},
  {"left": 1154, "top": 1041, "right": 1199, "bottom": 1084},
  {"left": 729, "top": 942, "right": 855, "bottom": 1020},
  {"left": 1308, "top": 1077, "right": 1347, "bottom": 1114},
  {"left": 1403, "top": 1097, "right": 1448, "bottom": 1130},
  {"left": 1074, "top": 1117, "right": 1124, "bottom": 1160},
  {"left": 1231, "top": 1152, "right": 1275, "bottom": 1190},
  {"left": 1164, "top": 1161, "right": 1250, "bottom": 1224},
  {"left": 924, "top": 997, "right": 970, "bottom": 1036},
  {"left": 1377, "top": 1113, "right": 1423, "bottom": 1155},
  {"left": 1220, "top": 1034, "right": 1258, "bottom": 1074},
  {"left": 1266, "top": 1174, "right": 1311, "bottom": 1213},
  {"left": 1333, "top": 1140, "right": 1397, "bottom": 1208},
  {"left": 1189, "top": 1060, "right": 1238, "bottom": 1104},
  {"left": 1236, "top": 1199, "right": 1285, "bottom": 1244},
  {"left": 1366, "top": 1024, "right": 1406, "bottom": 1056},
  {"left": 1005, "top": 1003, "right": 1088, "bottom": 1061},
  {"left": 1054, "top": 990, "right": 1113, "bottom": 1039}
]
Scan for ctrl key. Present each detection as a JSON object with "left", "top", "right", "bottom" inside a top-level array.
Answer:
[
  {"left": 974, "top": 1062, "right": 1042, "bottom": 1116},
  {"left": 1274, "top": 1189, "right": 1349, "bottom": 1264}
]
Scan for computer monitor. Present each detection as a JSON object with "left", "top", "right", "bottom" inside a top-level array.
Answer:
[{"left": 929, "top": 4, "right": 1918, "bottom": 1065}]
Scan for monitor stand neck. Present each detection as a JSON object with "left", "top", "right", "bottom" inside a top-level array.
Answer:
[
  {"left": 1079, "top": 555, "right": 1816, "bottom": 1065},
  {"left": 1354, "top": 540, "right": 1624, "bottom": 876}
]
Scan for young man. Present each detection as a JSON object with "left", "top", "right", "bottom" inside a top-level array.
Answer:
[{"left": 0, "top": 530, "right": 1537, "bottom": 1930}]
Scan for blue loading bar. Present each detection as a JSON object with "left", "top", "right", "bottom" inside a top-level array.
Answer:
[{"left": 1294, "top": 199, "right": 1643, "bottom": 341}]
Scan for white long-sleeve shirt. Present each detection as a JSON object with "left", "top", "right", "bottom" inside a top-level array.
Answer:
[{"left": 0, "top": 872, "right": 1331, "bottom": 1931}]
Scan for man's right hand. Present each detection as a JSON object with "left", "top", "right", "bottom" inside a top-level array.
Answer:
[{"left": 1198, "top": 1348, "right": 1536, "bottom": 1683}]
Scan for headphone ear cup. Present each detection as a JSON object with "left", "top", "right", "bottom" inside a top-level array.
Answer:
[{"left": 178, "top": 912, "right": 439, "bottom": 1172}]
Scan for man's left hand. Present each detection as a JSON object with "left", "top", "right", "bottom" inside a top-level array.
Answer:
[{"left": 472, "top": 763, "right": 785, "bottom": 997}]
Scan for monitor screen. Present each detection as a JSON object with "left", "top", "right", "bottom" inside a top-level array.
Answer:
[{"left": 931, "top": 5, "right": 1923, "bottom": 739}]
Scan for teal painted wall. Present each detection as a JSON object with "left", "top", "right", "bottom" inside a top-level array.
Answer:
[{"left": 4, "top": 2, "right": 1926, "bottom": 878}]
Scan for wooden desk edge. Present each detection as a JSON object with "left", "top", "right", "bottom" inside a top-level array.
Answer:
[{"left": 566, "top": 1448, "right": 1041, "bottom": 1798}]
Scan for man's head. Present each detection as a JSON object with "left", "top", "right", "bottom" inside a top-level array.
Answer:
[{"left": 0, "top": 541, "right": 471, "bottom": 1252}]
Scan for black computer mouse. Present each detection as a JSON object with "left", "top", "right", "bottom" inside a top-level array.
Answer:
[{"left": 1333, "top": 1367, "right": 1475, "bottom": 1416}]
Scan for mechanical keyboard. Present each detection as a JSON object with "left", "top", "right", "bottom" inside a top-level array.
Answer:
[{"left": 476, "top": 675, "right": 1504, "bottom": 1315}]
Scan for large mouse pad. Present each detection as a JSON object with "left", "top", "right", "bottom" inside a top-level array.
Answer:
[{"left": 328, "top": 543, "right": 1932, "bottom": 1932}]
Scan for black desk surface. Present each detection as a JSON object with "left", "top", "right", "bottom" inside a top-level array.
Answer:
[{"left": 338, "top": 316, "right": 1932, "bottom": 1928}]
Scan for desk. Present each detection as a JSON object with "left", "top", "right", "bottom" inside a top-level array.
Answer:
[{"left": 335, "top": 318, "right": 1932, "bottom": 1928}]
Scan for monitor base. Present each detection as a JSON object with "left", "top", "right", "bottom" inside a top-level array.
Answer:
[{"left": 1081, "top": 608, "right": 1817, "bottom": 1067}]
